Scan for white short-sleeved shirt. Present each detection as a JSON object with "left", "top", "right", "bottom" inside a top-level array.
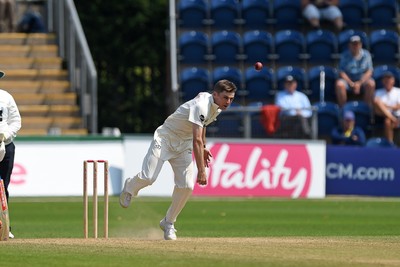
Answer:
[
  {"left": 375, "top": 87, "right": 400, "bottom": 117},
  {"left": 161, "top": 92, "right": 221, "bottom": 141}
]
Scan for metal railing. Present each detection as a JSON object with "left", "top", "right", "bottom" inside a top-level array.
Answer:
[
  {"left": 46, "top": 0, "right": 98, "bottom": 134},
  {"left": 209, "top": 106, "right": 318, "bottom": 140}
]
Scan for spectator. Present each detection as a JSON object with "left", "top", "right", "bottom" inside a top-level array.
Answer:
[
  {"left": 335, "top": 35, "right": 375, "bottom": 107},
  {"left": 331, "top": 110, "right": 366, "bottom": 146},
  {"left": 301, "top": 0, "right": 344, "bottom": 31},
  {"left": 0, "top": 0, "right": 16, "bottom": 32},
  {"left": 17, "top": 8, "right": 46, "bottom": 33},
  {"left": 275, "top": 75, "right": 312, "bottom": 137},
  {"left": 373, "top": 71, "right": 400, "bottom": 144}
]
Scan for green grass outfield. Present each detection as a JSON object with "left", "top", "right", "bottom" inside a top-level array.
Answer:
[{"left": 1, "top": 196, "right": 400, "bottom": 266}]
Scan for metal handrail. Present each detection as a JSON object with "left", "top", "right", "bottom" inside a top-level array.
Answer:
[
  {"left": 221, "top": 106, "right": 318, "bottom": 139},
  {"left": 46, "top": 0, "right": 98, "bottom": 134}
]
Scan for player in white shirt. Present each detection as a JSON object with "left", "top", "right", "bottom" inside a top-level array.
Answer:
[
  {"left": 373, "top": 71, "right": 400, "bottom": 143},
  {"left": 120, "top": 79, "right": 237, "bottom": 240},
  {"left": 0, "top": 70, "right": 22, "bottom": 239}
]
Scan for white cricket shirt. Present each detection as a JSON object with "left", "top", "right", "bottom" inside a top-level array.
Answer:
[{"left": 161, "top": 92, "right": 221, "bottom": 140}]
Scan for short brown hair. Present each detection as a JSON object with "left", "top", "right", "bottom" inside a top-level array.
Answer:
[{"left": 213, "top": 79, "right": 237, "bottom": 93}]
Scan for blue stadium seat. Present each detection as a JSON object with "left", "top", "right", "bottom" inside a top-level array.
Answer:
[
  {"left": 307, "top": 65, "right": 338, "bottom": 102},
  {"left": 241, "top": 0, "right": 271, "bottom": 29},
  {"left": 306, "top": 30, "right": 337, "bottom": 65},
  {"left": 373, "top": 65, "right": 400, "bottom": 89},
  {"left": 339, "top": 0, "right": 366, "bottom": 29},
  {"left": 369, "top": 29, "right": 399, "bottom": 64},
  {"left": 210, "top": 0, "right": 240, "bottom": 29},
  {"left": 313, "top": 101, "right": 340, "bottom": 136},
  {"left": 338, "top": 29, "right": 369, "bottom": 52},
  {"left": 342, "top": 101, "right": 372, "bottom": 132},
  {"left": 368, "top": 0, "right": 398, "bottom": 29},
  {"left": 247, "top": 101, "right": 270, "bottom": 138},
  {"left": 371, "top": 114, "right": 385, "bottom": 133},
  {"left": 365, "top": 137, "right": 396, "bottom": 148},
  {"left": 274, "top": 30, "right": 305, "bottom": 65},
  {"left": 276, "top": 66, "right": 306, "bottom": 92},
  {"left": 243, "top": 30, "right": 273, "bottom": 64},
  {"left": 244, "top": 66, "right": 274, "bottom": 102},
  {"left": 211, "top": 30, "right": 242, "bottom": 64},
  {"left": 180, "top": 67, "right": 210, "bottom": 101},
  {"left": 179, "top": 31, "right": 209, "bottom": 64},
  {"left": 212, "top": 66, "right": 242, "bottom": 90},
  {"left": 178, "top": 0, "right": 208, "bottom": 28},
  {"left": 272, "top": 0, "right": 302, "bottom": 30}
]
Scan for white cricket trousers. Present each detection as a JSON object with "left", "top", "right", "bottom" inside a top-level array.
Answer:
[{"left": 125, "top": 126, "right": 194, "bottom": 223}]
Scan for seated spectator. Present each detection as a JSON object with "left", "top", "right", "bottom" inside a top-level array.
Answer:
[
  {"left": 275, "top": 75, "right": 312, "bottom": 137},
  {"left": 0, "top": 0, "right": 16, "bottom": 32},
  {"left": 17, "top": 8, "right": 46, "bottom": 33},
  {"left": 373, "top": 71, "right": 400, "bottom": 144},
  {"left": 335, "top": 35, "right": 375, "bottom": 107},
  {"left": 331, "top": 110, "right": 366, "bottom": 146},
  {"left": 301, "top": 0, "right": 344, "bottom": 31}
]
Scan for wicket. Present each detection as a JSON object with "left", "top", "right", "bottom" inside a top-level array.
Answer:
[{"left": 83, "top": 160, "right": 109, "bottom": 238}]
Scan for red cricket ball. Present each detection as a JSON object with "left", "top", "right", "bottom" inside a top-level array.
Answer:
[{"left": 254, "top": 62, "right": 263, "bottom": 71}]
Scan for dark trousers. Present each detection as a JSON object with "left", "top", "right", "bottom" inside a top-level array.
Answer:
[
  {"left": 275, "top": 115, "right": 312, "bottom": 139},
  {"left": 0, "top": 142, "right": 15, "bottom": 202}
]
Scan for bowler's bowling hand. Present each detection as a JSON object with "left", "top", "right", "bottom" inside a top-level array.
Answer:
[{"left": 197, "top": 171, "right": 207, "bottom": 186}]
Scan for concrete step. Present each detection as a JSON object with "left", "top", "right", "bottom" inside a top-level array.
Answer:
[
  {"left": 18, "top": 128, "right": 88, "bottom": 136},
  {"left": 0, "top": 45, "right": 58, "bottom": 57},
  {"left": 52, "top": 117, "right": 83, "bottom": 128},
  {"left": 22, "top": 116, "right": 83, "bottom": 129},
  {"left": 0, "top": 33, "right": 57, "bottom": 45},
  {"left": 59, "top": 128, "right": 88, "bottom": 135},
  {"left": 18, "top": 128, "right": 48, "bottom": 136},
  {"left": 0, "top": 80, "right": 70, "bottom": 93},
  {"left": 14, "top": 92, "right": 76, "bottom": 105},
  {"left": 0, "top": 57, "right": 63, "bottom": 69},
  {"left": 19, "top": 104, "right": 80, "bottom": 117},
  {"left": 1, "top": 69, "right": 68, "bottom": 81}
]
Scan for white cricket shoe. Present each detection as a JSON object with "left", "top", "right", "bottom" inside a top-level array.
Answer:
[
  {"left": 9, "top": 231, "right": 14, "bottom": 239},
  {"left": 159, "top": 218, "right": 177, "bottom": 240},
  {"left": 119, "top": 178, "right": 132, "bottom": 208}
]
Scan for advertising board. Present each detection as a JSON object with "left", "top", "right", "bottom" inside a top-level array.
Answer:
[
  {"left": 9, "top": 137, "right": 326, "bottom": 198},
  {"left": 193, "top": 141, "right": 326, "bottom": 198},
  {"left": 326, "top": 145, "right": 400, "bottom": 197}
]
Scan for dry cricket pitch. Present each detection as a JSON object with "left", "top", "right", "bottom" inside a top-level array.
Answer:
[{"left": 4, "top": 236, "right": 400, "bottom": 267}]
